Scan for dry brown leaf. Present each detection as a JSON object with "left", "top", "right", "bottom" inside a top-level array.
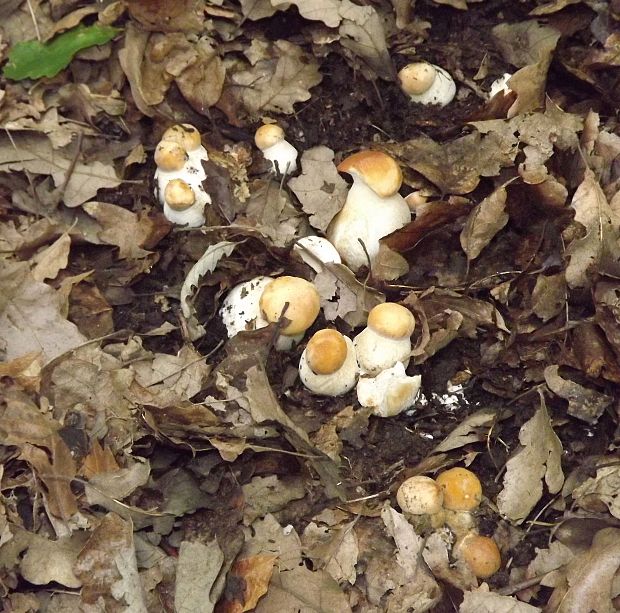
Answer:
[
  {"left": 531, "top": 273, "right": 566, "bottom": 321},
  {"left": 238, "top": 0, "right": 279, "bottom": 21},
  {"left": 125, "top": 0, "right": 205, "bottom": 32},
  {"left": 219, "top": 554, "right": 276, "bottom": 613},
  {"left": 564, "top": 170, "right": 620, "bottom": 289},
  {"left": 242, "top": 475, "right": 306, "bottom": 524},
  {"left": 432, "top": 408, "right": 500, "bottom": 454},
  {"left": 287, "top": 0, "right": 342, "bottom": 27},
  {"left": 460, "top": 186, "right": 509, "bottom": 260},
  {"left": 227, "top": 40, "right": 322, "bottom": 117},
  {"left": 80, "top": 439, "right": 120, "bottom": 479},
  {"left": 118, "top": 23, "right": 155, "bottom": 117},
  {"left": 288, "top": 146, "right": 348, "bottom": 232},
  {"left": 460, "top": 583, "right": 542, "bottom": 612},
  {"left": 497, "top": 396, "right": 564, "bottom": 524},
  {"left": 0, "top": 352, "right": 43, "bottom": 393},
  {"left": 492, "top": 21, "right": 560, "bottom": 68},
  {"left": 572, "top": 464, "right": 620, "bottom": 519},
  {"left": 544, "top": 365, "right": 613, "bottom": 424},
  {"left": 31, "top": 232, "right": 71, "bottom": 282}
]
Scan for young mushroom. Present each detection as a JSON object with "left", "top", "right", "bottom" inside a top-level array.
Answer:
[
  {"left": 154, "top": 123, "right": 211, "bottom": 228},
  {"left": 436, "top": 467, "right": 483, "bottom": 537},
  {"left": 453, "top": 533, "right": 501, "bottom": 579},
  {"left": 354, "top": 303, "right": 415, "bottom": 375},
  {"left": 255, "top": 124, "right": 298, "bottom": 176},
  {"left": 220, "top": 276, "right": 273, "bottom": 338},
  {"left": 298, "top": 329, "right": 358, "bottom": 396},
  {"left": 398, "top": 62, "right": 456, "bottom": 107},
  {"left": 327, "top": 151, "right": 410, "bottom": 272},
  {"left": 292, "top": 236, "right": 342, "bottom": 274},
  {"left": 397, "top": 476, "right": 444, "bottom": 516},
  {"left": 356, "top": 361, "right": 421, "bottom": 417}
]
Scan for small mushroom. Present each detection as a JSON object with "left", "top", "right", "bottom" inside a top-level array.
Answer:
[
  {"left": 259, "top": 276, "right": 320, "bottom": 350},
  {"left": 396, "top": 476, "right": 444, "bottom": 515},
  {"left": 219, "top": 276, "right": 273, "bottom": 338},
  {"left": 453, "top": 533, "right": 501, "bottom": 579},
  {"left": 354, "top": 303, "right": 415, "bottom": 375},
  {"left": 255, "top": 124, "right": 298, "bottom": 175},
  {"left": 489, "top": 73, "right": 512, "bottom": 98},
  {"left": 327, "top": 151, "right": 411, "bottom": 272},
  {"left": 293, "top": 236, "right": 342, "bottom": 273},
  {"left": 398, "top": 62, "right": 456, "bottom": 107},
  {"left": 356, "top": 361, "right": 421, "bottom": 417},
  {"left": 299, "top": 329, "right": 358, "bottom": 396},
  {"left": 154, "top": 123, "right": 210, "bottom": 228},
  {"left": 435, "top": 467, "right": 482, "bottom": 512}
]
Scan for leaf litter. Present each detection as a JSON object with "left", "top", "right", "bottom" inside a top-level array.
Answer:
[{"left": 1, "top": 0, "right": 620, "bottom": 611}]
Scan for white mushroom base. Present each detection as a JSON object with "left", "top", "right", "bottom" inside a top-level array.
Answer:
[
  {"left": 299, "top": 336, "right": 358, "bottom": 396},
  {"left": 357, "top": 362, "right": 421, "bottom": 417}
]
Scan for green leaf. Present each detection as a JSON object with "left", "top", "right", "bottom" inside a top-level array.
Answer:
[{"left": 3, "top": 24, "right": 120, "bottom": 81}]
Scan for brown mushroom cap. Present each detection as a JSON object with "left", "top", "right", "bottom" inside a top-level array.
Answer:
[
  {"left": 436, "top": 467, "right": 482, "bottom": 512},
  {"left": 337, "top": 150, "right": 402, "bottom": 198},
  {"left": 259, "top": 276, "right": 320, "bottom": 336},
  {"left": 155, "top": 141, "right": 187, "bottom": 172},
  {"left": 456, "top": 533, "right": 501, "bottom": 579},
  {"left": 398, "top": 62, "right": 437, "bottom": 96},
  {"left": 367, "top": 303, "right": 415, "bottom": 339},
  {"left": 306, "top": 329, "right": 348, "bottom": 375},
  {"left": 164, "top": 179, "right": 196, "bottom": 210},
  {"left": 255, "top": 124, "right": 285, "bottom": 151},
  {"left": 161, "top": 123, "right": 202, "bottom": 152}
]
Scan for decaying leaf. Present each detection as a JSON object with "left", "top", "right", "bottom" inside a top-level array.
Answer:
[
  {"left": 460, "top": 186, "right": 509, "bottom": 261},
  {"left": 497, "top": 396, "right": 564, "bottom": 523},
  {"left": 572, "top": 464, "right": 620, "bottom": 519},
  {"left": 564, "top": 170, "right": 620, "bottom": 289},
  {"left": 460, "top": 583, "right": 542, "bottom": 612},
  {"left": 531, "top": 273, "right": 566, "bottom": 321},
  {"left": 432, "top": 408, "right": 500, "bottom": 454},
  {"left": 219, "top": 554, "right": 276, "bottom": 613},
  {"left": 544, "top": 365, "right": 613, "bottom": 424},
  {"left": 242, "top": 475, "right": 306, "bottom": 525},
  {"left": 288, "top": 146, "right": 348, "bottom": 232}
]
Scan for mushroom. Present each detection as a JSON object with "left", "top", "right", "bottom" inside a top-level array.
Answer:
[
  {"left": 398, "top": 62, "right": 456, "bottom": 107},
  {"left": 435, "top": 467, "right": 482, "bottom": 513},
  {"left": 298, "top": 329, "right": 358, "bottom": 396},
  {"left": 255, "top": 124, "right": 298, "bottom": 175},
  {"left": 259, "top": 276, "right": 320, "bottom": 350},
  {"left": 356, "top": 361, "right": 421, "bottom": 417},
  {"left": 293, "top": 236, "right": 342, "bottom": 273},
  {"left": 354, "top": 302, "right": 415, "bottom": 375},
  {"left": 220, "top": 276, "right": 273, "bottom": 338},
  {"left": 489, "top": 73, "right": 513, "bottom": 98},
  {"left": 396, "top": 476, "right": 444, "bottom": 515},
  {"left": 453, "top": 533, "right": 501, "bottom": 579},
  {"left": 326, "top": 150, "right": 411, "bottom": 271},
  {"left": 154, "top": 123, "right": 210, "bottom": 228}
]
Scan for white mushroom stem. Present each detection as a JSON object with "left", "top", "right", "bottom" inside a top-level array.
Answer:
[
  {"left": 327, "top": 178, "right": 410, "bottom": 271},
  {"left": 356, "top": 362, "right": 421, "bottom": 417},
  {"left": 262, "top": 139, "right": 298, "bottom": 175},
  {"left": 354, "top": 326, "right": 411, "bottom": 375}
]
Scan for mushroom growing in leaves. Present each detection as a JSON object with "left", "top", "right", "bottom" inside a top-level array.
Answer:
[
  {"left": 154, "top": 123, "right": 210, "bottom": 227},
  {"left": 327, "top": 151, "right": 411, "bottom": 272},
  {"left": 255, "top": 124, "right": 298, "bottom": 176},
  {"left": 354, "top": 302, "right": 415, "bottom": 375},
  {"left": 298, "top": 329, "right": 358, "bottom": 396},
  {"left": 398, "top": 62, "right": 456, "bottom": 107}
]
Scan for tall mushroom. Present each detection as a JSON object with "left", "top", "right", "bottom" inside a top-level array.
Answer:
[{"left": 327, "top": 151, "right": 410, "bottom": 272}]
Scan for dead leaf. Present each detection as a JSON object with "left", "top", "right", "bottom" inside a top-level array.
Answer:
[
  {"left": 286, "top": 0, "right": 342, "bottom": 27},
  {"left": 219, "top": 554, "right": 276, "bottom": 613},
  {"left": 432, "top": 408, "right": 500, "bottom": 454},
  {"left": 544, "top": 365, "right": 613, "bottom": 424},
  {"left": 31, "top": 233, "right": 71, "bottom": 282},
  {"left": 460, "top": 582, "right": 542, "bottom": 612},
  {"left": 242, "top": 475, "right": 306, "bottom": 524},
  {"left": 80, "top": 439, "right": 120, "bottom": 479},
  {"left": 497, "top": 395, "right": 564, "bottom": 524},
  {"left": 572, "top": 464, "right": 620, "bottom": 519},
  {"left": 531, "top": 273, "right": 566, "bottom": 321},
  {"left": 288, "top": 146, "right": 348, "bottom": 232},
  {"left": 460, "top": 186, "right": 509, "bottom": 260},
  {"left": 125, "top": 0, "right": 205, "bottom": 32},
  {"left": 564, "top": 170, "right": 620, "bottom": 289}
]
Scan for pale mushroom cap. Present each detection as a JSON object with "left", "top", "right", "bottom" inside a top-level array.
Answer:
[
  {"left": 255, "top": 124, "right": 285, "bottom": 151},
  {"left": 367, "top": 303, "right": 415, "bottom": 339},
  {"left": 259, "top": 276, "right": 320, "bottom": 336},
  {"left": 436, "top": 467, "right": 482, "bottom": 512},
  {"left": 162, "top": 123, "right": 202, "bottom": 151},
  {"left": 220, "top": 276, "right": 273, "bottom": 338},
  {"left": 455, "top": 533, "right": 501, "bottom": 579},
  {"left": 398, "top": 62, "right": 437, "bottom": 96},
  {"left": 293, "top": 236, "right": 342, "bottom": 273},
  {"left": 154, "top": 141, "right": 187, "bottom": 172},
  {"left": 396, "top": 476, "right": 444, "bottom": 515},
  {"left": 337, "top": 151, "right": 403, "bottom": 198},
  {"left": 164, "top": 179, "right": 196, "bottom": 210},
  {"left": 306, "top": 329, "right": 348, "bottom": 375}
]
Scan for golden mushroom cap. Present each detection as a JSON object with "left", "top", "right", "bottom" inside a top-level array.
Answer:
[
  {"left": 154, "top": 141, "right": 187, "bottom": 172},
  {"left": 456, "top": 533, "right": 501, "bottom": 579},
  {"left": 306, "top": 329, "right": 348, "bottom": 375},
  {"left": 337, "top": 150, "right": 403, "bottom": 198},
  {"left": 259, "top": 276, "right": 320, "bottom": 336},
  {"left": 436, "top": 467, "right": 482, "bottom": 512},
  {"left": 398, "top": 62, "right": 437, "bottom": 96},
  {"left": 164, "top": 179, "right": 196, "bottom": 210},
  {"left": 161, "top": 123, "right": 202, "bottom": 151},
  {"left": 255, "top": 124, "right": 285, "bottom": 151},
  {"left": 367, "top": 303, "right": 415, "bottom": 339}
]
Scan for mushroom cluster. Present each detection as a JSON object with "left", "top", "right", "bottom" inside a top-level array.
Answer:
[
  {"left": 327, "top": 151, "right": 411, "bottom": 272},
  {"left": 154, "top": 124, "right": 211, "bottom": 227},
  {"left": 396, "top": 468, "right": 501, "bottom": 579}
]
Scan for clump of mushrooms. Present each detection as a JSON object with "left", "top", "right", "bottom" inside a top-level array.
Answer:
[
  {"left": 154, "top": 123, "right": 210, "bottom": 227},
  {"left": 327, "top": 151, "right": 411, "bottom": 272}
]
